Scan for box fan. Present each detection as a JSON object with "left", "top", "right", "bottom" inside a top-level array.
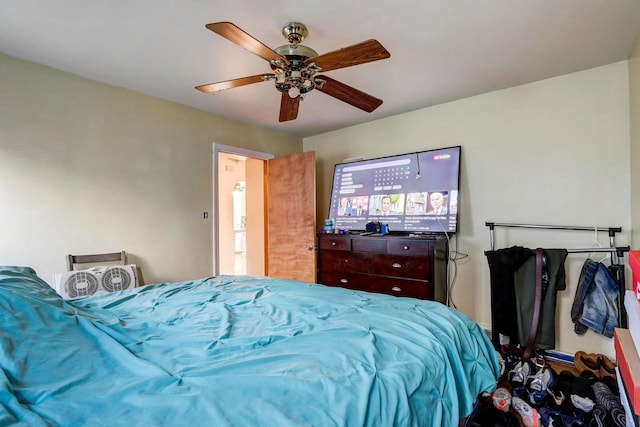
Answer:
[{"left": 54, "top": 265, "right": 138, "bottom": 299}]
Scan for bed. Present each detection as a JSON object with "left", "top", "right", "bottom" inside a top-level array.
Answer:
[{"left": 0, "top": 266, "right": 499, "bottom": 426}]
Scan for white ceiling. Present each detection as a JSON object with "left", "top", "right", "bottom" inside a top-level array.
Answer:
[{"left": 1, "top": 1, "right": 639, "bottom": 138}]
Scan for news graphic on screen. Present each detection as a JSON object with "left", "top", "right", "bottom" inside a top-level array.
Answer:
[{"left": 327, "top": 146, "right": 461, "bottom": 234}]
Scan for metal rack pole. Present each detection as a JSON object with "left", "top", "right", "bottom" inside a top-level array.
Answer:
[{"left": 484, "top": 222, "right": 621, "bottom": 233}]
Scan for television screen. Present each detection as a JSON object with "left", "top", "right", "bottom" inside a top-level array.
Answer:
[{"left": 327, "top": 146, "right": 461, "bottom": 234}]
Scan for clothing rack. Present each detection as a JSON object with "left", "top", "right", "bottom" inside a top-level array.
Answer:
[{"left": 485, "top": 221, "right": 630, "bottom": 328}]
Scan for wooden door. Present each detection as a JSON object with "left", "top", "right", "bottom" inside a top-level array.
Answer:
[{"left": 266, "top": 151, "right": 316, "bottom": 282}]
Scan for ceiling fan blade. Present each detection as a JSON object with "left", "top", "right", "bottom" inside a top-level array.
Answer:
[
  {"left": 195, "top": 74, "right": 273, "bottom": 93},
  {"left": 279, "top": 93, "right": 300, "bottom": 122},
  {"left": 315, "top": 76, "right": 383, "bottom": 112},
  {"left": 206, "top": 22, "right": 288, "bottom": 65},
  {"left": 305, "top": 39, "right": 390, "bottom": 72}
]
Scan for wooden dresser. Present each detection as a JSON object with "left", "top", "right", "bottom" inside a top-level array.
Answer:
[{"left": 317, "top": 233, "right": 448, "bottom": 302}]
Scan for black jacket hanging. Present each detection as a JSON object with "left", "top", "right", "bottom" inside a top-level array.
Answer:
[
  {"left": 485, "top": 246, "right": 567, "bottom": 350},
  {"left": 485, "top": 246, "right": 532, "bottom": 348}
]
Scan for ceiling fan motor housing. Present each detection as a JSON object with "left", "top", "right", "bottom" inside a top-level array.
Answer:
[{"left": 282, "top": 22, "right": 308, "bottom": 44}]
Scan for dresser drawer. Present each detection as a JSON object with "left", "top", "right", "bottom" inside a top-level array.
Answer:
[
  {"left": 319, "top": 236, "right": 351, "bottom": 251},
  {"left": 352, "top": 238, "right": 387, "bottom": 253},
  {"left": 387, "top": 239, "right": 432, "bottom": 256},
  {"left": 369, "top": 254, "right": 431, "bottom": 280},
  {"left": 320, "top": 250, "right": 369, "bottom": 273},
  {"left": 369, "top": 276, "right": 432, "bottom": 300},
  {"left": 319, "top": 270, "right": 373, "bottom": 293}
]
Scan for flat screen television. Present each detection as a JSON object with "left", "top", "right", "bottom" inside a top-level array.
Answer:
[{"left": 327, "top": 146, "right": 461, "bottom": 234}]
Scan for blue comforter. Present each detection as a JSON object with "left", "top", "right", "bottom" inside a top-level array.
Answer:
[{"left": 0, "top": 266, "right": 498, "bottom": 426}]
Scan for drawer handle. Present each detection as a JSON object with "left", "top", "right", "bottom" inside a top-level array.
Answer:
[
  {"left": 403, "top": 245, "right": 409, "bottom": 250},
  {"left": 392, "top": 263, "right": 402, "bottom": 268},
  {"left": 332, "top": 242, "right": 337, "bottom": 246},
  {"left": 340, "top": 279, "right": 348, "bottom": 284},
  {"left": 391, "top": 286, "right": 402, "bottom": 292}
]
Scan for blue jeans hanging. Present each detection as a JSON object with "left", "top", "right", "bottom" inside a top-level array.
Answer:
[{"left": 570, "top": 259, "right": 619, "bottom": 338}]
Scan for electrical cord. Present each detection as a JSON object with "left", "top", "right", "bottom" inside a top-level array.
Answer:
[{"left": 435, "top": 217, "right": 468, "bottom": 309}]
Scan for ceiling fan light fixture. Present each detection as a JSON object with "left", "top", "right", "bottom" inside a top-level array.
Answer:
[
  {"left": 275, "top": 68, "right": 316, "bottom": 95},
  {"left": 288, "top": 87, "right": 300, "bottom": 98},
  {"left": 270, "top": 59, "right": 287, "bottom": 70}
]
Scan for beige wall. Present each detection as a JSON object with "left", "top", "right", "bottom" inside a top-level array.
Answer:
[
  {"left": 630, "top": 34, "right": 640, "bottom": 247},
  {"left": 305, "top": 62, "right": 632, "bottom": 357},
  {"left": 0, "top": 52, "right": 302, "bottom": 285}
]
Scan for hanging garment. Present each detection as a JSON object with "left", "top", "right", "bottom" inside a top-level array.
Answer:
[
  {"left": 485, "top": 246, "right": 534, "bottom": 347},
  {"left": 570, "top": 259, "right": 619, "bottom": 338},
  {"left": 513, "top": 249, "right": 568, "bottom": 350}
]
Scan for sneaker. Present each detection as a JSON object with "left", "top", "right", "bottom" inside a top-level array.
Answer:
[
  {"left": 492, "top": 387, "right": 512, "bottom": 412},
  {"left": 526, "top": 365, "right": 555, "bottom": 406},
  {"left": 509, "top": 360, "right": 531, "bottom": 398},
  {"left": 503, "top": 346, "right": 523, "bottom": 372},
  {"left": 538, "top": 407, "right": 587, "bottom": 427},
  {"left": 469, "top": 394, "right": 520, "bottom": 427},
  {"left": 600, "top": 375, "right": 619, "bottom": 396},
  {"left": 511, "top": 396, "right": 541, "bottom": 427},
  {"left": 592, "top": 381, "right": 626, "bottom": 427},
  {"left": 591, "top": 403, "right": 607, "bottom": 427},
  {"left": 548, "top": 370, "right": 573, "bottom": 411}
]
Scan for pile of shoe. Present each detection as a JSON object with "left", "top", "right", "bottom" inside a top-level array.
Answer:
[{"left": 479, "top": 347, "right": 626, "bottom": 427}]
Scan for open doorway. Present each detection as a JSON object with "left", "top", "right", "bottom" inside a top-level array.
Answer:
[
  {"left": 213, "top": 144, "right": 273, "bottom": 275},
  {"left": 213, "top": 144, "right": 317, "bottom": 282}
]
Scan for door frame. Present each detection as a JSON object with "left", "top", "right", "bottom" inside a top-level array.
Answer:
[{"left": 212, "top": 143, "right": 274, "bottom": 275}]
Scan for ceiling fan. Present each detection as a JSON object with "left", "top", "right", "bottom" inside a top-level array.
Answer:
[{"left": 196, "top": 22, "right": 391, "bottom": 122}]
